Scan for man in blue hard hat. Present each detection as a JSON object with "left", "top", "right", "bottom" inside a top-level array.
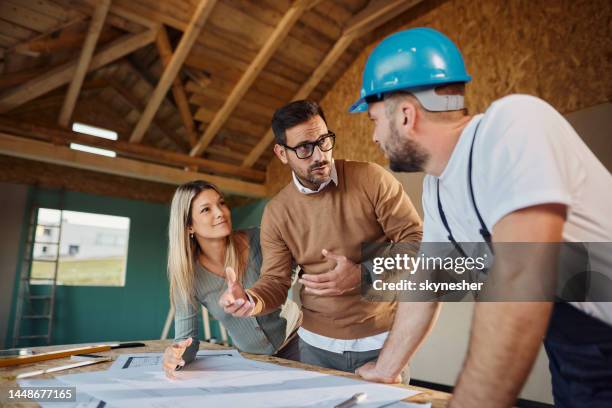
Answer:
[{"left": 350, "top": 27, "right": 612, "bottom": 407}]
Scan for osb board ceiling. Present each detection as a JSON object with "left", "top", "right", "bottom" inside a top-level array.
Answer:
[
  {"left": 0, "top": 0, "right": 429, "bottom": 200},
  {"left": 267, "top": 0, "right": 612, "bottom": 194}
]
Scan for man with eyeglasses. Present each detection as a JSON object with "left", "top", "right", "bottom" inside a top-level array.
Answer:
[{"left": 220, "top": 99, "right": 423, "bottom": 374}]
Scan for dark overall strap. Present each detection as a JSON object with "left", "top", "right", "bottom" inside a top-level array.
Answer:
[
  {"left": 437, "top": 179, "right": 468, "bottom": 257},
  {"left": 437, "top": 119, "right": 493, "bottom": 253},
  {"left": 467, "top": 120, "right": 492, "bottom": 248}
]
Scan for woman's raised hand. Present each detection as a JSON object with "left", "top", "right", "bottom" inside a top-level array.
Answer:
[{"left": 219, "top": 266, "right": 255, "bottom": 317}]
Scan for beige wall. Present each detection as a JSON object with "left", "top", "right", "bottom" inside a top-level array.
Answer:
[{"left": 565, "top": 103, "right": 612, "bottom": 172}]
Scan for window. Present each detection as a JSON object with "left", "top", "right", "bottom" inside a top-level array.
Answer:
[{"left": 31, "top": 208, "right": 130, "bottom": 286}]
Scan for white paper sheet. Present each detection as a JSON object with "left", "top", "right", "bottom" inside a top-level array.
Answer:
[
  {"left": 18, "top": 377, "right": 108, "bottom": 408},
  {"left": 109, "top": 349, "right": 244, "bottom": 370},
  {"left": 56, "top": 353, "right": 419, "bottom": 407}
]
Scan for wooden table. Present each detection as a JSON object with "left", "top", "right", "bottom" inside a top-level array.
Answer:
[{"left": 1, "top": 340, "right": 451, "bottom": 407}]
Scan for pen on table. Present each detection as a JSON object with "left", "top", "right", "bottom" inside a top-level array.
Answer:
[{"left": 335, "top": 392, "right": 367, "bottom": 408}]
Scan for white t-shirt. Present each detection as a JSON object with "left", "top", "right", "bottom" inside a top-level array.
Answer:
[{"left": 422, "top": 94, "right": 612, "bottom": 325}]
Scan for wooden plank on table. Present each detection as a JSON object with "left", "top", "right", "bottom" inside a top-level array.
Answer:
[
  {"left": 58, "top": 0, "right": 111, "bottom": 127},
  {"left": 129, "top": 0, "right": 216, "bottom": 144}
]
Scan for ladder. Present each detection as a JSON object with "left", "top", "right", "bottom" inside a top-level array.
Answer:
[{"left": 12, "top": 188, "right": 64, "bottom": 347}]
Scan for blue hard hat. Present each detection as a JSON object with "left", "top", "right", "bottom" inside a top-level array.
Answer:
[{"left": 349, "top": 27, "right": 471, "bottom": 113}]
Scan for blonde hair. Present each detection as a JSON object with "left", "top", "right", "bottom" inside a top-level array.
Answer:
[{"left": 167, "top": 180, "right": 248, "bottom": 308}]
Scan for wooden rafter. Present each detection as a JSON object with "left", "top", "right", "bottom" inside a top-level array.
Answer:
[
  {"left": 0, "top": 28, "right": 157, "bottom": 114},
  {"left": 104, "top": 78, "right": 191, "bottom": 152},
  {"left": 55, "top": 0, "right": 151, "bottom": 33},
  {"left": 0, "top": 117, "right": 265, "bottom": 182},
  {"left": 188, "top": 0, "right": 313, "bottom": 157},
  {"left": 155, "top": 26, "right": 198, "bottom": 148},
  {"left": 58, "top": 0, "right": 111, "bottom": 127},
  {"left": 10, "top": 15, "right": 88, "bottom": 57},
  {"left": 129, "top": 0, "right": 216, "bottom": 144},
  {"left": 0, "top": 132, "right": 266, "bottom": 197},
  {"left": 241, "top": 0, "right": 424, "bottom": 168}
]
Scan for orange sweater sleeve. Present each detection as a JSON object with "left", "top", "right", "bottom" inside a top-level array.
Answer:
[
  {"left": 367, "top": 163, "right": 423, "bottom": 243},
  {"left": 247, "top": 204, "right": 293, "bottom": 315}
]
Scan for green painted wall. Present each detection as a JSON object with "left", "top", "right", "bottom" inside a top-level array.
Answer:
[
  {"left": 5, "top": 187, "right": 171, "bottom": 346},
  {"left": 5, "top": 189, "right": 268, "bottom": 347},
  {"left": 231, "top": 199, "right": 268, "bottom": 230}
]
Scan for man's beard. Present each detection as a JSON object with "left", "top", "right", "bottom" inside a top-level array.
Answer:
[
  {"left": 386, "top": 123, "right": 429, "bottom": 173},
  {"left": 297, "top": 160, "right": 331, "bottom": 187}
]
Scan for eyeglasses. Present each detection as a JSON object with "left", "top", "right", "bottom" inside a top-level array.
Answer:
[{"left": 282, "top": 132, "right": 336, "bottom": 159}]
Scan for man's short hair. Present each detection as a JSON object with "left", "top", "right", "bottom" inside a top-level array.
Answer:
[{"left": 271, "top": 100, "right": 327, "bottom": 145}]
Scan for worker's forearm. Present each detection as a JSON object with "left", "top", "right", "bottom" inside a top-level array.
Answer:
[
  {"left": 376, "top": 302, "right": 441, "bottom": 376},
  {"left": 450, "top": 302, "right": 552, "bottom": 408}
]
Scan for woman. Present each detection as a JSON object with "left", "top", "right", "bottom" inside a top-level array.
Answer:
[{"left": 162, "top": 180, "right": 300, "bottom": 378}]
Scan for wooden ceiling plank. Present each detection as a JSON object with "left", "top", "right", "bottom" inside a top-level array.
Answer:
[
  {"left": 0, "top": 28, "right": 157, "bottom": 113},
  {"left": 129, "top": 0, "right": 216, "bottom": 144},
  {"left": 54, "top": 0, "right": 145, "bottom": 33},
  {"left": 0, "top": 18, "right": 37, "bottom": 41},
  {"left": 58, "top": 0, "right": 111, "bottom": 127},
  {"left": 106, "top": 79, "right": 190, "bottom": 152},
  {"left": 1, "top": 1, "right": 62, "bottom": 32},
  {"left": 0, "top": 118, "right": 265, "bottom": 182},
  {"left": 185, "top": 45, "right": 300, "bottom": 99},
  {"left": 10, "top": 16, "right": 89, "bottom": 57},
  {"left": 0, "top": 132, "right": 267, "bottom": 197},
  {"left": 342, "top": 0, "right": 423, "bottom": 39},
  {"left": 10, "top": 0, "right": 80, "bottom": 22},
  {"left": 0, "top": 33, "right": 15, "bottom": 48},
  {"left": 189, "top": 0, "right": 311, "bottom": 157},
  {"left": 241, "top": 0, "right": 424, "bottom": 167},
  {"left": 155, "top": 25, "right": 198, "bottom": 148}
]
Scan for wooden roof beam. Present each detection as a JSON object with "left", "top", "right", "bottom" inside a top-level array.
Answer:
[
  {"left": 155, "top": 26, "right": 198, "bottom": 148},
  {"left": 0, "top": 118, "right": 265, "bottom": 183},
  {"left": 58, "top": 0, "right": 111, "bottom": 128},
  {"left": 189, "top": 0, "right": 315, "bottom": 157},
  {"left": 241, "top": 0, "right": 424, "bottom": 168},
  {"left": 105, "top": 78, "right": 191, "bottom": 152},
  {"left": 0, "top": 132, "right": 266, "bottom": 198},
  {"left": 129, "top": 0, "right": 216, "bottom": 144},
  {"left": 0, "top": 28, "right": 158, "bottom": 114}
]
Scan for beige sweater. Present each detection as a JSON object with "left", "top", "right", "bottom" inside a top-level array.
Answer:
[{"left": 248, "top": 160, "right": 422, "bottom": 339}]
